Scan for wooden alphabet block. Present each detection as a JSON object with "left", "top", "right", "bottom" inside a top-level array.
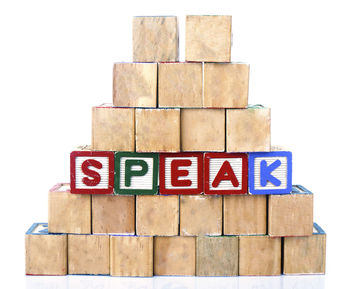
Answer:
[
  {"left": 92, "top": 105, "right": 135, "bottom": 151},
  {"left": 110, "top": 236, "right": 153, "bottom": 277},
  {"left": 158, "top": 63, "right": 203, "bottom": 107},
  {"left": 115, "top": 152, "right": 158, "bottom": 195},
  {"left": 268, "top": 185, "right": 313, "bottom": 237},
  {"left": 180, "top": 195, "right": 222, "bottom": 236},
  {"left": 196, "top": 236, "right": 238, "bottom": 276},
  {"left": 284, "top": 223, "right": 326, "bottom": 274},
  {"left": 133, "top": 16, "right": 178, "bottom": 62},
  {"left": 186, "top": 15, "right": 232, "bottom": 62},
  {"left": 154, "top": 236, "right": 196, "bottom": 276},
  {"left": 92, "top": 194, "right": 135, "bottom": 234},
  {"left": 239, "top": 235, "right": 282, "bottom": 276},
  {"left": 224, "top": 195, "right": 267, "bottom": 235},
  {"left": 48, "top": 183, "right": 91, "bottom": 234},
  {"left": 113, "top": 63, "right": 157, "bottom": 107},
  {"left": 181, "top": 109, "right": 225, "bottom": 152},
  {"left": 204, "top": 63, "right": 249, "bottom": 108},
  {"left": 226, "top": 106, "right": 271, "bottom": 152},
  {"left": 136, "top": 195, "right": 179, "bottom": 236},
  {"left": 68, "top": 234, "right": 110, "bottom": 275},
  {"left": 136, "top": 108, "right": 180, "bottom": 152},
  {"left": 25, "top": 223, "right": 67, "bottom": 275}
]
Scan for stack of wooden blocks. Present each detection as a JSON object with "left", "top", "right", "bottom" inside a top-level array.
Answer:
[{"left": 25, "top": 15, "right": 326, "bottom": 277}]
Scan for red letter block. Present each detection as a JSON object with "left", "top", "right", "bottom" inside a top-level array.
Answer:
[
  {"left": 204, "top": 153, "right": 248, "bottom": 195},
  {"left": 159, "top": 153, "right": 203, "bottom": 195}
]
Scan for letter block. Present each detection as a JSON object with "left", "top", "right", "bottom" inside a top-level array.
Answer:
[
  {"left": 204, "top": 153, "right": 248, "bottom": 195},
  {"left": 115, "top": 152, "right": 158, "bottom": 195},
  {"left": 284, "top": 223, "right": 326, "bottom": 274},
  {"left": 159, "top": 153, "right": 203, "bottom": 195},
  {"left": 70, "top": 150, "right": 115, "bottom": 194},
  {"left": 249, "top": 151, "right": 292, "bottom": 195},
  {"left": 25, "top": 223, "right": 67, "bottom": 275}
]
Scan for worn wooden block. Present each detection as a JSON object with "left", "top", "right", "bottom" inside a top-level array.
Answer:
[
  {"left": 226, "top": 106, "right": 271, "bottom": 152},
  {"left": 196, "top": 236, "right": 238, "bottom": 276},
  {"left": 92, "top": 105, "right": 135, "bottom": 151},
  {"left": 224, "top": 195, "right": 267, "bottom": 235},
  {"left": 158, "top": 63, "right": 203, "bottom": 108},
  {"left": 204, "top": 63, "right": 249, "bottom": 108},
  {"left": 154, "top": 236, "right": 196, "bottom": 276},
  {"left": 68, "top": 234, "right": 110, "bottom": 275},
  {"left": 180, "top": 195, "right": 222, "bottom": 236},
  {"left": 284, "top": 223, "right": 326, "bottom": 274},
  {"left": 48, "top": 183, "right": 91, "bottom": 234},
  {"left": 25, "top": 223, "right": 67, "bottom": 275},
  {"left": 133, "top": 16, "right": 178, "bottom": 62},
  {"left": 181, "top": 109, "right": 225, "bottom": 152},
  {"left": 186, "top": 15, "right": 232, "bottom": 62},
  {"left": 113, "top": 63, "right": 157, "bottom": 107},
  {"left": 136, "top": 108, "right": 180, "bottom": 152},
  {"left": 110, "top": 236, "right": 153, "bottom": 277},
  {"left": 268, "top": 185, "right": 313, "bottom": 237},
  {"left": 136, "top": 195, "right": 179, "bottom": 236},
  {"left": 239, "top": 235, "right": 282, "bottom": 276},
  {"left": 92, "top": 194, "right": 135, "bottom": 234}
]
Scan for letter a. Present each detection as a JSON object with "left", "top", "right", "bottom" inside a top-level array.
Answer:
[{"left": 212, "top": 160, "right": 239, "bottom": 188}]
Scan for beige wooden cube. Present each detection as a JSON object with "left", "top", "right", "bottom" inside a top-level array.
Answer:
[
  {"left": 196, "top": 236, "right": 238, "bottom": 276},
  {"left": 110, "top": 236, "right": 153, "bottom": 277},
  {"left": 154, "top": 236, "right": 196, "bottom": 276},
  {"left": 92, "top": 195, "right": 135, "bottom": 234},
  {"left": 180, "top": 195, "right": 222, "bottom": 236},
  {"left": 92, "top": 105, "right": 135, "bottom": 151},
  {"left": 224, "top": 195, "right": 267, "bottom": 235},
  {"left": 226, "top": 106, "right": 271, "bottom": 152},
  {"left": 239, "top": 235, "right": 282, "bottom": 276},
  {"left": 25, "top": 223, "right": 67, "bottom": 275},
  {"left": 133, "top": 16, "right": 178, "bottom": 62},
  {"left": 136, "top": 108, "right": 180, "bottom": 152},
  {"left": 186, "top": 15, "right": 232, "bottom": 62},
  {"left": 136, "top": 195, "right": 179, "bottom": 236},
  {"left": 48, "top": 183, "right": 91, "bottom": 234},
  {"left": 113, "top": 63, "right": 157, "bottom": 107},
  {"left": 158, "top": 62, "right": 203, "bottom": 108},
  {"left": 181, "top": 109, "right": 225, "bottom": 151},
  {"left": 68, "top": 234, "right": 110, "bottom": 275},
  {"left": 204, "top": 63, "right": 249, "bottom": 108}
]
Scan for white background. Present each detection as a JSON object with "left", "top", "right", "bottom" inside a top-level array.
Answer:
[{"left": 1, "top": 0, "right": 349, "bottom": 288}]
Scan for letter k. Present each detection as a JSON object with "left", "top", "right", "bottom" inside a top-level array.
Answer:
[{"left": 260, "top": 159, "right": 282, "bottom": 187}]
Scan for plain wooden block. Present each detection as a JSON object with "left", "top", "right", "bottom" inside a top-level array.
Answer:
[
  {"left": 136, "top": 195, "right": 179, "bottom": 236},
  {"left": 158, "top": 62, "right": 203, "bottom": 108},
  {"left": 196, "top": 236, "right": 238, "bottom": 276},
  {"left": 92, "top": 105, "right": 135, "bottom": 151},
  {"left": 186, "top": 15, "right": 231, "bottom": 62},
  {"left": 181, "top": 109, "right": 225, "bottom": 151},
  {"left": 25, "top": 223, "right": 67, "bottom": 275},
  {"left": 284, "top": 223, "right": 326, "bottom": 274},
  {"left": 239, "top": 235, "right": 282, "bottom": 276},
  {"left": 133, "top": 16, "right": 178, "bottom": 62},
  {"left": 92, "top": 194, "right": 135, "bottom": 234},
  {"left": 136, "top": 108, "right": 180, "bottom": 152},
  {"left": 110, "top": 236, "right": 153, "bottom": 277},
  {"left": 226, "top": 106, "right": 271, "bottom": 152},
  {"left": 268, "top": 185, "right": 313, "bottom": 237},
  {"left": 154, "top": 236, "right": 196, "bottom": 276},
  {"left": 180, "top": 195, "right": 222, "bottom": 236},
  {"left": 204, "top": 63, "right": 249, "bottom": 108},
  {"left": 224, "top": 195, "right": 267, "bottom": 235},
  {"left": 68, "top": 234, "right": 110, "bottom": 275},
  {"left": 113, "top": 63, "right": 157, "bottom": 107},
  {"left": 48, "top": 183, "right": 91, "bottom": 234}
]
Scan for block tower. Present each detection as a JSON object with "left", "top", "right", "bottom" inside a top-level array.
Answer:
[{"left": 25, "top": 15, "right": 326, "bottom": 277}]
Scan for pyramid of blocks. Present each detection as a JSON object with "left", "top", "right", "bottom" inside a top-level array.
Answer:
[{"left": 25, "top": 15, "right": 326, "bottom": 277}]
